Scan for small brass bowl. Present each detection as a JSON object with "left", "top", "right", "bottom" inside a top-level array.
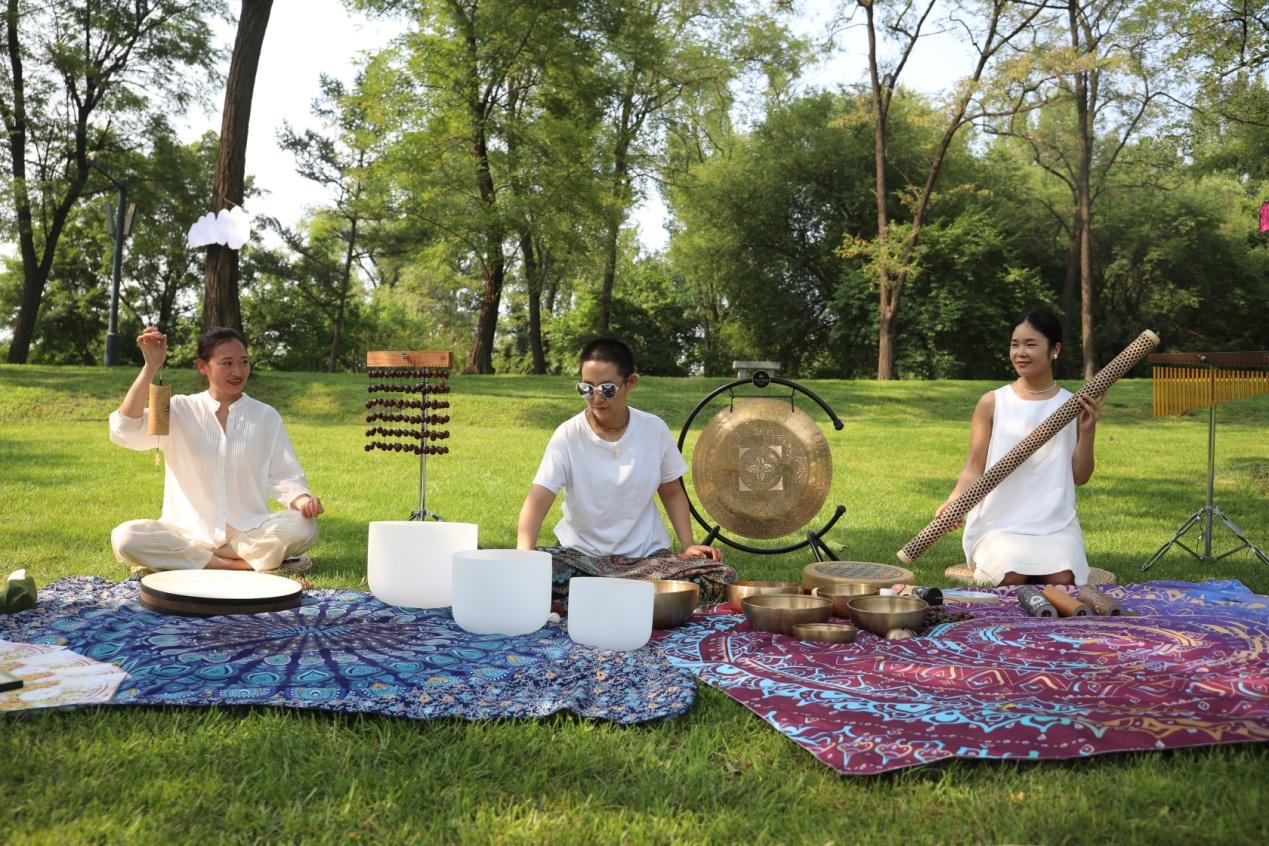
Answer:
[
  {"left": 791, "top": 622, "right": 858, "bottom": 644},
  {"left": 847, "top": 595, "right": 928, "bottom": 638},
  {"left": 812, "top": 583, "right": 879, "bottom": 617},
  {"left": 726, "top": 580, "right": 802, "bottom": 614},
  {"left": 741, "top": 593, "right": 832, "bottom": 636},
  {"left": 651, "top": 579, "right": 699, "bottom": 629}
]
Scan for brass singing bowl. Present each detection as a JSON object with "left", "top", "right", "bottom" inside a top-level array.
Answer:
[
  {"left": 812, "top": 583, "right": 879, "bottom": 617},
  {"left": 741, "top": 593, "right": 832, "bottom": 636},
  {"left": 651, "top": 579, "right": 699, "bottom": 629},
  {"left": 791, "top": 622, "right": 858, "bottom": 644},
  {"left": 691, "top": 398, "right": 832, "bottom": 539},
  {"left": 847, "top": 595, "right": 929, "bottom": 638},
  {"left": 726, "top": 580, "right": 802, "bottom": 614}
]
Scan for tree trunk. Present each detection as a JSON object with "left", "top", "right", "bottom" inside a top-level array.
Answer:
[
  {"left": 598, "top": 141, "right": 630, "bottom": 334},
  {"left": 328, "top": 217, "right": 357, "bottom": 372},
  {"left": 863, "top": 2, "right": 896, "bottom": 381},
  {"left": 466, "top": 251, "right": 504, "bottom": 374},
  {"left": 521, "top": 230, "right": 547, "bottom": 374},
  {"left": 463, "top": 121, "right": 504, "bottom": 374},
  {"left": 4, "top": 0, "right": 88, "bottom": 362},
  {"left": 1070, "top": 0, "right": 1096, "bottom": 379},
  {"left": 1061, "top": 209, "right": 1079, "bottom": 346},
  {"left": 203, "top": 0, "right": 272, "bottom": 332}
]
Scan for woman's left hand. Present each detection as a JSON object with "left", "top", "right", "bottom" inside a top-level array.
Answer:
[
  {"left": 293, "top": 494, "right": 325, "bottom": 518},
  {"left": 1076, "top": 392, "right": 1104, "bottom": 435},
  {"left": 681, "top": 544, "right": 722, "bottom": 561}
]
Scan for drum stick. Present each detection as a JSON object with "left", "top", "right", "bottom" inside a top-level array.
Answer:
[
  {"left": 1042, "top": 586, "right": 1090, "bottom": 617},
  {"left": 897, "top": 330, "right": 1160, "bottom": 565},
  {"left": 1076, "top": 586, "right": 1127, "bottom": 616},
  {"left": 1017, "top": 585, "right": 1057, "bottom": 618},
  {"left": 147, "top": 383, "right": 172, "bottom": 436}
]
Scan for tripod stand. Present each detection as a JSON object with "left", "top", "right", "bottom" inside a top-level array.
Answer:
[{"left": 1142, "top": 362, "right": 1269, "bottom": 570}]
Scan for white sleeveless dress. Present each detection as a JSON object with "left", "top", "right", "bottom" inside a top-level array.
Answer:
[{"left": 961, "top": 385, "right": 1090, "bottom": 586}]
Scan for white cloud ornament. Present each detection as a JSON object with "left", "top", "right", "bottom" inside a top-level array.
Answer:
[{"left": 187, "top": 207, "right": 252, "bottom": 249}]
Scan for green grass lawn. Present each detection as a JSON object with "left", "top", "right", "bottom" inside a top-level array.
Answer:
[{"left": 1, "top": 366, "right": 1266, "bottom": 845}]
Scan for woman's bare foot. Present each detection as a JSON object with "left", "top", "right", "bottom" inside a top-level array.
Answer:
[{"left": 205, "top": 555, "right": 252, "bottom": 570}]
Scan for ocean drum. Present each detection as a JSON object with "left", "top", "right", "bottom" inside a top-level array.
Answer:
[
  {"left": 451, "top": 549, "right": 551, "bottom": 636},
  {"left": 139, "top": 570, "right": 302, "bottom": 617},
  {"left": 568, "top": 577, "right": 654, "bottom": 652},
  {"left": 367, "top": 520, "right": 478, "bottom": 609}
]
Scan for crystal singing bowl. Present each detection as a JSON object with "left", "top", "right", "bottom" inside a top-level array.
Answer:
[
  {"left": 651, "top": 580, "right": 699, "bottom": 629},
  {"left": 741, "top": 593, "right": 832, "bottom": 636},
  {"left": 847, "top": 595, "right": 929, "bottom": 638},
  {"left": 726, "top": 580, "right": 802, "bottom": 614}
]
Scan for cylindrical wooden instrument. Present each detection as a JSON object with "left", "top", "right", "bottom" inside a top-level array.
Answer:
[
  {"left": 1042, "top": 586, "right": 1091, "bottom": 617},
  {"left": 147, "top": 383, "right": 172, "bottom": 436},
  {"left": 1017, "top": 585, "right": 1056, "bottom": 618},
  {"left": 897, "top": 330, "right": 1160, "bottom": 565},
  {"left": 1076, "top": 585, "right": 1127, "bottom": 616}
]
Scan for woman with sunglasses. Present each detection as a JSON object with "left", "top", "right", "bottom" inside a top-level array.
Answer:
[{"left": 517, "top": 337, "right": 735, "bottom": 602}]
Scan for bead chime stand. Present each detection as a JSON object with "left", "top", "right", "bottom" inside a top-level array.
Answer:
[{"left": 366, "top": 350, "right": 452, "bottom": 521}]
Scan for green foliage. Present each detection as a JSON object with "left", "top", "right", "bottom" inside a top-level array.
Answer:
[
  {"left": 1094, "top": 174, "right": 1269, "bottom": 353},
  {"left": 543, "top": 256, "right": 699, "bottom": 376},
  {"left": 1, "top": 367, "right": 1267, "bottom": 843},
  {"left": 0, "top": 124, "right": 226, "bottom": 366},
  {"left": 0, "top": 0, "right": 226, "bottom": 361}
]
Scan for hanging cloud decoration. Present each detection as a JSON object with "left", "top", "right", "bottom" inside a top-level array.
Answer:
[{"left": 187, "top": 206, "right": 252, "bottom": 249}]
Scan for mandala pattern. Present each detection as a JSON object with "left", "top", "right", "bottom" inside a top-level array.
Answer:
[
  {"left": 656, "top": 580, "right": 1269, "bottom": 774},
  {"left": 0, "top": 577, "right": 696, "bottom": 725}
]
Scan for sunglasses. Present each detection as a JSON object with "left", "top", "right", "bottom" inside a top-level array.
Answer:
[{"left": 576, "top": 380, "right": 624, "bottom": 400}]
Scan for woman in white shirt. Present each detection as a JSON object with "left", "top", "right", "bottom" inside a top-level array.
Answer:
[
  {"left": 937, "top": 311, "right": 1104, "bottom": 587},
  {"left": 516, "top": 337, "right": 735, "bottom": 602},
  {"left": 109, "top": 326, "right": 324, "bottom": 573}
]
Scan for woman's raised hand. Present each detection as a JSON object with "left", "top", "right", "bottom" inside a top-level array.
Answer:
[{"left": 137, "top": 326, "right": 167, "bottom": 370}]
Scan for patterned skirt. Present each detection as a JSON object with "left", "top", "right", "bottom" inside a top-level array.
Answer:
[{"left": 542, "top": 546, "right": 737, "bottom": 605}]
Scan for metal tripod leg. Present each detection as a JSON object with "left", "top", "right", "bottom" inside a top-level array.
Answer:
[
  {"left": 1142, "top": 371, "right": 1268, "bottom": 571},
  {"left": 1142, "top": 508, "right": 1204, "bottom": 571},
  {"left": 1211, "top": 508, "right": 1269, "bottom": 565},
  {"left": 1141, "top": 507, "right": 1269, "bottom": 570}
]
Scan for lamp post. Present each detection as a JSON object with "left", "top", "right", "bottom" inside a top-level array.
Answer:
[{"left": 90, "top": 158, "right": 135, "bottom": 366}]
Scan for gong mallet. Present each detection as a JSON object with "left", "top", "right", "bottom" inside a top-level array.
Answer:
[{"left": 897, "top": 330, "right": 1160, "bottom": 565}]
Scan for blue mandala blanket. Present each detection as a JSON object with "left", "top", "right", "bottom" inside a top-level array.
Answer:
[{"left": 0, "top": 577, "right": 696, "bottom": 724}]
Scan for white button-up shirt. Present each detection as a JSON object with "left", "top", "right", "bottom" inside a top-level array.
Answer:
[{"left": 109, "top": 391, "right": 312, "bottom": 546}]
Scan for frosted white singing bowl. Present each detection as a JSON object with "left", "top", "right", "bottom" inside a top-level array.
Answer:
[
  {"left": 568, "top": 577, "right": 654, "bottom": 652},
  {"left": 451, "top": 549, "right": 551, "bottom": 636},
  {"left": 367, "top": 521, "right": 478, "bottom": 609}
]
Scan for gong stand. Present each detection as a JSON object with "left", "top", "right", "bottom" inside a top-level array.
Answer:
[
  {"left": 366, "top": 350, "right": 452, "bottom": 521},
  {"left": 676, "top": 370, "right": 845, "bottom": 557}
]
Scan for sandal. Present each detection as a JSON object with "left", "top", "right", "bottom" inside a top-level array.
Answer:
[{"left": 278, "top": 554, "right": 313, "bottom": 575}]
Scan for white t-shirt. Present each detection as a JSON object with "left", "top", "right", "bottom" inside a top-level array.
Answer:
[
  {"left": 532, "top": 407, "right": 688, "bottom": 558},
  {"left": 109, "top": 391, "right": 312, "bottom": 547},
  {"left": 962, "top": 385, "right": 1081, "bottom": 562}
]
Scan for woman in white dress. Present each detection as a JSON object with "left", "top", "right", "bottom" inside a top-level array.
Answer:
[{"left": 936, "top": 311, "right": 1104, "bottom": 587}]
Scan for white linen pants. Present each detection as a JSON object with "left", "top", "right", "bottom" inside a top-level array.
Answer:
[{"left": 111, "top": 510, "right": 318, "bottom": 572}]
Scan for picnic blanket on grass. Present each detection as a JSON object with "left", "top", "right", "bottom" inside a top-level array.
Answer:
[
  {"left": 0, "top": 577, "right": 695, "bottom": 724},
  {"left": 656, "top": 580, "right": 1269, "bottom": 775}
]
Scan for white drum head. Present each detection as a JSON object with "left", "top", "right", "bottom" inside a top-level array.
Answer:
[{"left": 139, "top": 570, "right": 303, "bottom": 616}]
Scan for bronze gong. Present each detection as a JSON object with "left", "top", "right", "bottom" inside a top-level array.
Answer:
[{"left": 691, "top": 398, "right": 831, "bottom": 539}]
